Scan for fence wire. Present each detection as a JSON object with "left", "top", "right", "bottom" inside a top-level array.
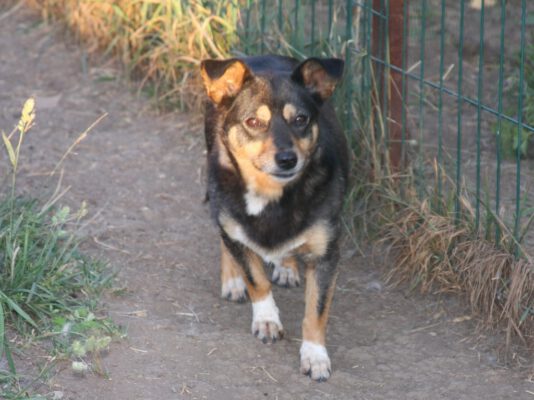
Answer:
[{"left": 239, "top": 0, "right": 534, "bottom": 255}]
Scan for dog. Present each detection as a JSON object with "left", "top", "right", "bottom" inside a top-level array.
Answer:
[{"left": 200, "top": 55, "right": 349, "bottom": 381}]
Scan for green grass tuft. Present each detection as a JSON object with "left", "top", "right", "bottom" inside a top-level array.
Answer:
[
  {"left": 1, "top": 99, "right": 118, "bottom": 398},
  {"left": 0, "top": 198, "right": 112, "bottom": 334}
]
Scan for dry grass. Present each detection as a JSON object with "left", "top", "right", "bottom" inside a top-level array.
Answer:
[
  {"left": 379, "top": 194, "right": 534, "bottom": 347},
  {"left": 25, "top": 0, "right": 240, "bottom": 109},
  {"left": 343, "top": 61, "right": 534, "bottom": 349}
]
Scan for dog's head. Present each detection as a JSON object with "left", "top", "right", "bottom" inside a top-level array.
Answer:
[{"left": 200, "top": 56, "right": 343, "bottom": 199}]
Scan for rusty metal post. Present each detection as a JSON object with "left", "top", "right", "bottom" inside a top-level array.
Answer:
[{"left": 372, "top": 0, "right": 409, "bottom": 170}]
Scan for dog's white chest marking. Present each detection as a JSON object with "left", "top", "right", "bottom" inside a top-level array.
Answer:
[{"left": 245, "top": 190, "right": 269, "bottom": 215}]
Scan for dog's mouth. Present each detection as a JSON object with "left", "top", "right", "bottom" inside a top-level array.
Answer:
[
  {"left": 270, "top": 157, "right": 309, "bottom": 182},
  {"left": 270, "top": 164, "right": 305, "bottom": 182},
  {"left": 253, "top": 158, "right": 305, "bottom": 183},
  {"left": 272, "top": 171, "right": 297, "bottom": 179}
]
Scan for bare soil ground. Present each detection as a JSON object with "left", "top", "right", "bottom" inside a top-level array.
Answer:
[{"left": 1, "top": 8, "right": 533, "bottom": 400}]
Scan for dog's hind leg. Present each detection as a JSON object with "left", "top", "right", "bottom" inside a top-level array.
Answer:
[
  {"left": 220, "top": 240, "right": 247, "bottom": 302},
  {"left": 271, "top": 256, "right": 300, "bottom": 288}
]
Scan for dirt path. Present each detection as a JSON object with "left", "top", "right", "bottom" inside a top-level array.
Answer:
[{"left": 1, "top": 8, "right": 532, "bottom": 400}]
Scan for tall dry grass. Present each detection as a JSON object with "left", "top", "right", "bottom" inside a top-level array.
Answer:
[
  {"left": 381, "top": 200, "right": 533, "bottom": 347},
  {"left": 25, "top": 0, "right": 240, "bottom": 108}
]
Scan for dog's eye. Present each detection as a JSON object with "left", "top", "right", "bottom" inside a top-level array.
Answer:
[
  {"left": 293, "top": 115, "right": 309, "bottom": 128},
  {"left": 245, "top": 117, "right": 266, "bottom": 130}
]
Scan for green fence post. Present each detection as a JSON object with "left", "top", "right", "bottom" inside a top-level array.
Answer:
[
  {"left": 278, "top": 0, "right": 284, "bottom": 43},
  {"left": 495, "top": 0, "right": 506, "bottom": 243},
  {"left": 436, "top": 0, "right": 445, "bottom": 202},
  {"left": 455, "top": 0, "right": 465, "bottom": 222},
  {"left": 328, "top": 0, "right": 333, "bottom": 40},
  {"left": 417, "top": 0, "right": 427, "bottom": 197},
  {"left": 345, "top": 0, "right": 354, "bottom": 145},
  {"left": 514, "top": 0, "right": 527, "bottom": 255},
  {"left": 293, "top": 0, "right": 300, "bottom": 50},
  {"left": 260, "top": 0, "right": 266, "bottom": 53},
  {"left": 475, "top": 0, "right": 486, "bottom": 230},
  {"left": 400, "top": 0, "right": 409, "bottom": 177},
  {"left": 311, "top": 0, "right": 316, "bottom": 55}
]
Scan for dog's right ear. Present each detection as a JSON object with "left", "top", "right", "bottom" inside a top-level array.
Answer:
[{"left": 200, "top": 59, "right": 250, "bottom": 104}]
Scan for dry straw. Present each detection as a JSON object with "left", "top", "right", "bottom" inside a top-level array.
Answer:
[
  {"left": 381, "top": 196, "right": 534, "bottom": 348},
  {"left": 25, "top": 0, "right": 239, "bottom": 109}
]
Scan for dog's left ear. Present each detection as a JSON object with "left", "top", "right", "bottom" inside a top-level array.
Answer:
[{"left": 291, "top": 58, "right": 344, "bottom": 103}]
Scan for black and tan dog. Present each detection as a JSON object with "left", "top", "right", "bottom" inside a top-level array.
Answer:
[{"left": 200, "top": 55, "right": 349, "bottom": 381}]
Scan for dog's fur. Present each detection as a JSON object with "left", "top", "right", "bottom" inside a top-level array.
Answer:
[{"left": 200, "top": 55, "right": 349, "bottom": 381}]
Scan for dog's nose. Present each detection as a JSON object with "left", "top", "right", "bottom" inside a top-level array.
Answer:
[{"left": 275, "top": 150, "right": 298, "bottom": 170}]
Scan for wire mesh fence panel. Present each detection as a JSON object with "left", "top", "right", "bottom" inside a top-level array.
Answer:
[
  {"left": 237, "top": 0, "right": 534, "bottom": 256},
  {"left": 397, "top": 0, "right": 534, "bottom": 255}
]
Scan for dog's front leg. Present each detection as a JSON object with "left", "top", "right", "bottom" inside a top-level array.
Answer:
[
  {"left": 300, "top": 248, "right": 339, "bottom": 381},
  {"left": 221, "top": 233, "right": 284, "bottom": 343}
]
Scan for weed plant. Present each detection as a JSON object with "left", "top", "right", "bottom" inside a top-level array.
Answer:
[
  {"left": 498, "top": 37, "right": 534, "bottom": 158},
  {"left": 1, "top": 99, "right": 117, "bottom": 398}
]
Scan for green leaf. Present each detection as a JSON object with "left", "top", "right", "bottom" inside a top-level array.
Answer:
[
  {"left": 2, "top": 131, "right": 16, "bottom": 167},
  {"left": 71, "top": 340, "right": 86, "bottom": 357},
  {"left": 4, "top": 337, "right": 16, "bottom": 374},
  {"left": 0, "top": 302, "right": 4, "bottom": 360},
  {"left": 519, "top": 305, "right": 533, "bottom": 323},
  {"left": 96, "top": 336, "right": 111, "bottom": 351},
  {"left": 0, "top": 292, "right": 37, "bottom": 328}
]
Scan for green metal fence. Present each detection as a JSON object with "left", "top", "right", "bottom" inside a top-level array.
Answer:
[{"left": 239, "top": 0, "right": 534, "bottom": 255}]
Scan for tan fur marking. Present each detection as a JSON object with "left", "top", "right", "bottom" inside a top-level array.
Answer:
[
  {"left": 311, "top": 123, "right": 319, "bottom": 144},
  {"left": 301, "top": 61, "right": 336, "bottom": 100},
  {"left": 201, "top": 61, "right": 248, "bottom": 104},
  {"left": 302, "top": 267, "right": 324, "bottom": 344},
  {"left": 296, "top": 137, "right": 312, "bottom": 155},
  {"left": 256, "top": 104, "right": 272, "bottom": 123},
  {"left": 302, "top": 267, "right": 338, "bottom": 345},
  {"left": 220, "top": 214, "right": 331, "bottom": 263},
  {"left": 297, "top": 222, "right": 331, "bottom": 258},
  {"left": 243, "top": 251, "right": 272, "bottom": 302},
  {"left": 295, "top": 123, "right": 319, "bottom": 156},
  {"left": 227, "top": 129, "right": 283, "bottom": 200},
  {"left": 216, "top": 135, "right": 234, "bottom": 170},
  {"left": 221, "top": 238, "right": 271, "bottom": 302},
  {"left": 283, "top": 103, "right": 297, "bottom": 121},
  {"left": 219, "top": 213, "right": 240, "bottom": 241},
  {"left": 281, "top": 256, "right": 299, "bottom": 275},
  {"left": 220, "top": 239, "right": 242, "bottom": 286}
]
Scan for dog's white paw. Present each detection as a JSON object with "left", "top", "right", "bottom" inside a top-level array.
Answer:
[
  {"left": 221, "top": 276, "right": 247, "bottom": 303},
  {"left": 271, "top": 263, "right": 300, "bottom": 288},
  {"left": 251, "top": 292, "right": 284, "bottom": 343},
  {"left": 300, "top": 341, "right": 331, "bottom": 381}
]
